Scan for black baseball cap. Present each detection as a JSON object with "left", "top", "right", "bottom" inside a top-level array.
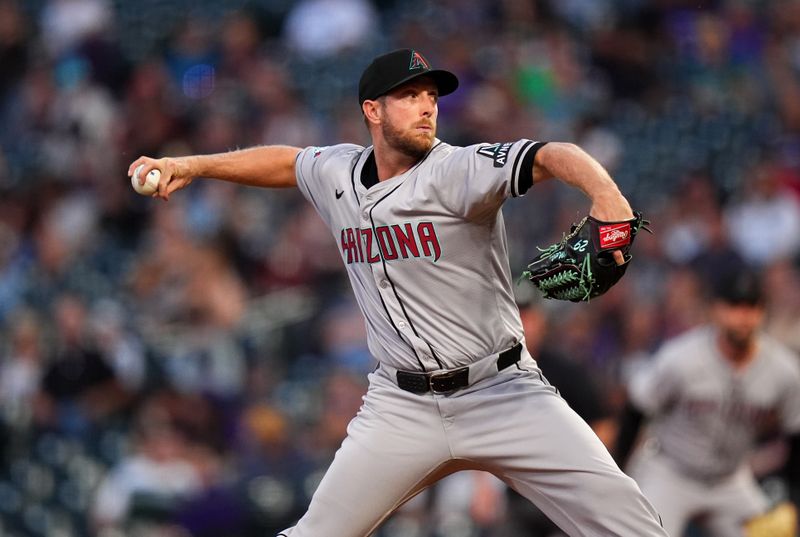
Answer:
[
  {"left": 358, "top": 49, "right": 459, "bottom": 105},
  {"left": 713, "top": 270, "right": 765, "bottom": 306}
]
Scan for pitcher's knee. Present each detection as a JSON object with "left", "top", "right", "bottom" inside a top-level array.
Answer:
[
  {"left": 613, "top": 471, "right": 642, "bottom": 492},
  {"left": 607, "top": 472, "right": 650, "bottom": 501},
  {"left": 611, "top": 474, "right": 662, "bottom": 517},
  {"left": 584, "top": 472, "right": 654, "bottom": 515},
  {"left": 578, "top": 473, "right": 664, "bottom": 533}
]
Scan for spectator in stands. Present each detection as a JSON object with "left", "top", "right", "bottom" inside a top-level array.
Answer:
[
  {"left": 0, "top": 309, "right": 44, "bottom": 461},
  {"left": 284, "top": 0, "right": 378, "bottom": 59},
  {"left": 35, "top": 293, "right": 133, "bottom": 435},
  {"left": 725, "top": 156, "right": 800, "bottom": 266},
  {"left": 91, "top": 396, "right": 204, "bottom": 530}
]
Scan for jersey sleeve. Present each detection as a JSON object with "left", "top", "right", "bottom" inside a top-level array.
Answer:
[
  {"left": 628, "top": 345, "right": 681, "bottom": 416},
  {"left": 295, "top": 143, "right": 363, "bottom": 222},
  {"left": 432, "top": 140, "right": 547, "bottom": 220}
]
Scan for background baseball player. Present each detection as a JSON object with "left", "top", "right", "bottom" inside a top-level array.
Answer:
[
  {"left": 615, "top": 269, "right": 800, "bottom": 537},
  {"left": 129, "top": 49, "right": 666, "bottom": 537}
]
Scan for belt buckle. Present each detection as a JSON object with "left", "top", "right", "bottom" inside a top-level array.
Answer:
[{"left": 429, "top": 367, "right": 468, "bottom": 394}]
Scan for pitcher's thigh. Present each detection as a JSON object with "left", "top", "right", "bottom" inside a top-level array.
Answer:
[
  {"left": 481, "top": 384, "right": 666, "bottom": 537},
  {"left": 281, "top": 382, "right": 451, "bottom": 537}
]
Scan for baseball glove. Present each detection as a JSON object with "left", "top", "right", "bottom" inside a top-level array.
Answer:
[
  {"left": 744, "top": 501, "right": 797, "bottom": 537},
  {"left": 522, "top": 211, "right": 650, "bottom": 302}
]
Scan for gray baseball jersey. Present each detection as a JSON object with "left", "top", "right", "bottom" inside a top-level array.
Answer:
[
  {"left": 280, "top": 139, "right": 668, "bottom": 537},
  {"left": 628, "top": 325, "right": 800, "bottom": 535},
  {"left": 296, "top": 139, "right": 535, "bottom": 371}
]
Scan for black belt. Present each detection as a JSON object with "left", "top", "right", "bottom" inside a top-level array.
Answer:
[{"left": 396, "top": 343, "right": 522, "bottom": 394}]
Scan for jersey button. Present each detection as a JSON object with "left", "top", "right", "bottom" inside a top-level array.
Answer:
[
  {"left": 380, "top": 280, "right": 389, "bottom": 289},
  {"left": 362, "top": 210, "right": 369, "bottom": 219},
  {"left": 398, "top": 321, "right": 407, "bottom": 329}
]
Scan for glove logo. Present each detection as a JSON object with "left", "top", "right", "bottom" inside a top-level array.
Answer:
[{"left": 599, "top": 223, "right": 631, "bottom": 249}]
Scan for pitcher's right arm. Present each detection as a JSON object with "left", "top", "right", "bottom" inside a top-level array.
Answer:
[{"left": 127, "top": 145, "right": 302, "bottom": 200}]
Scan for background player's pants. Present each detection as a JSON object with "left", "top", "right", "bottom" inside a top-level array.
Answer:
[
  {"left": 630, "top": 449, "right": 768, "bottom": 537},
  {"left": 278, "top": 351, "right": 667, "bottom": 537}
]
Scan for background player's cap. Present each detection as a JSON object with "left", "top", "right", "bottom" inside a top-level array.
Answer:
[
  {"left": 713, "top": 269, "right": 765, "bottom": 306},
  {"left": 358, "top": 49, "right": 459, "bottom": 105}
]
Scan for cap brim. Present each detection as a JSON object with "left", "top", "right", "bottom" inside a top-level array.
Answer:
[{"left": 374, "top": 69, "right": 459, "bottom": 101}]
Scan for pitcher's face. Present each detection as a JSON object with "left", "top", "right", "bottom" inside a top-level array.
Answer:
[{"left": 379, "top": 77, "right": 438, "bottom": 159}]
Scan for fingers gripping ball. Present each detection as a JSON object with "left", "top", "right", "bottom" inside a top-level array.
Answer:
[
  {"left": 522, "top": 211, "right": 651, "bottom": 302},
  {"left": 131, "top": 164, "right": 161, "bottom": 196}
]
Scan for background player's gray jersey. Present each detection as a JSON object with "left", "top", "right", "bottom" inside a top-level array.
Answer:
[
  {"left": 295, "top": 139, "right": 542, "bottom": 372},
  {"left": 629, "top": 326, "right": 800, "bottom": 479}
]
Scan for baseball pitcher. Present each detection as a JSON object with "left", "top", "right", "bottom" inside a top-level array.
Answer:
[
  {"left": 129, "top": 49, "right": 667, "bottom": 536},
  {"left": 616, "top": 270, "right": 800, "bottom": 537}
]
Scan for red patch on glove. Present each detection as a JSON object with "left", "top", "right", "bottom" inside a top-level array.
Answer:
[{"left": 598, "top": 223, "right": 631, "bottom": 249}]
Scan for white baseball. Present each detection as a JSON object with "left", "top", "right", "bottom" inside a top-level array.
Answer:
[{"left": 131, "top": 164, "right": 161, "bottom": 196}]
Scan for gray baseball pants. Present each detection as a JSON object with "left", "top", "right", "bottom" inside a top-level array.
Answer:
[{"left": 279, "top": 350, "right": 667, "bottom": 536}]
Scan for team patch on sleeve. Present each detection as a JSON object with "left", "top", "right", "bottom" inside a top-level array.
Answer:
[{"left": 477, "top": 142, "right": 513, "bottom": 168}]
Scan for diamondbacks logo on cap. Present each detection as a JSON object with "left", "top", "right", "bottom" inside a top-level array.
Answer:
[
  {"left": 409, "top": 50, "right": 430, "bottom": 70},
  {"left": 598, "top": 223, "right": 631, "bottom": 249}
]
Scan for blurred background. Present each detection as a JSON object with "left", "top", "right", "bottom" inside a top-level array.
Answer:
[{"left": 1, "top": 0, "right": 800, "bottom": 536}]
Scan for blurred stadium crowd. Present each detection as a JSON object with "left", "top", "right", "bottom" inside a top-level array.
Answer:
[{"left": 1, "top": 0, "right": 800, "bottom": 536}]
